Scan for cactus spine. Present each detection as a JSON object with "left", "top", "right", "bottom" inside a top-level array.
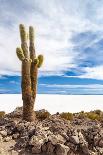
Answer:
[{"left": 16, "top": 24, "right": 44, "bottom": 122}]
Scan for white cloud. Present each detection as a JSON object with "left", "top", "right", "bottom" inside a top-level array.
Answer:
[
  {"left": 78, "top": 66, "right": 103, "bottom": 80},
  {"left": 0, "top": 0, "right": 103, "bottom": 78},
  {"left": 40, "top": 83, "right": 103, "bottom": 89}
]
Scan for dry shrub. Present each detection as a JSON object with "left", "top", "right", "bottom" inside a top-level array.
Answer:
[
  {"left": 36, "top": 109, "right": 51, "bottom": 121},
  {"left": 0, "top": 111, "right": 5, "bottom": 118},
  {"left": 60, "top": 112, "right": 73, "bottom": 121}
]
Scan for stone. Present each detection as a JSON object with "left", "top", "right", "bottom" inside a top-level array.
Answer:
[
  {"left": 29, "top": 134, "right": 48, "bottom": 146},
  {"left": 46, "top": 142, "right": 55, "bottom": 154},
  {"left": 0, "top": 148, "right": 5, "bottom": 154},
  {"left": 11, "top": 150, "right": 18, "bottom": 155},
  {"left": 78, "top": 131, "right": 85, "bottom": 144},
  {"left": 12, "top": 133, "right": 19, "bottom": 139},
  {"left": 32, "top": 145, "right": 41, "bottom": 154},
  {"left": 55, "top": 143, "right": 70, "bottom": 155},
  {"left": 48, "top": 134, "right": 66, "bottom": 145},
  {"left": 42, "top": 143, "right": 47, "bottom": 152},
  {"left": 15, "top": 136, "right": 29, "bottom": 148},
  {"left": 80, "top": 144, "right": 90, "bottom": 155},
  {"left": 69, "top": 135, "right": 79, "bottom": 144},
  {"left": 29, "top": 134, "right": 48, "bottom": 154},
  {"left": 98, "top": 137, "right": 103, "bottom": 147},
  {"left": 0, "top": 130, "right": 7, "bottom": 137},
  {"left": 0, "top": 135, "right": 3, "bottom": 142},
  {"left": 4, "top": 136, "right": 12, "bottom": 142},
  {"left": 17, "top": 122, "right": 25, "bottom": 131}
]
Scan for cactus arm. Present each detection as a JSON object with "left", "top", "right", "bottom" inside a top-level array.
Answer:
[
  {"left": 16, "top": 47, "right": 25, "bottom": 61},
  {"left": 37, "top": 55, "right": 44, "bottom": 68},
  {"left": 19, "top": 24, "right": 28, "bottom": 58},
  {"left": 29, "top": 26, "right": 38, "bottom": 99},
  {"left": 29, "top": 26, "right": 35, "bottom": 60}
]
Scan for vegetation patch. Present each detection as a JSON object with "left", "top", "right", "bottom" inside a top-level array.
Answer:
[
  {"left": 0, "top": 111, "right": 5, "bottom": 118},
  {"left": 35, "top": 110, "right": 51, "bottom": 121},
  {"left": 60, "top": 112, "right": 73, "bottom": 121}
]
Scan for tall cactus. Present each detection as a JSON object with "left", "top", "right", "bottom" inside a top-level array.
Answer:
[{"left": 16, "top": 24, "right": 44, "bottom": 121}]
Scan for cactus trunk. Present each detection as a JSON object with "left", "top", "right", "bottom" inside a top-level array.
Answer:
[{"left": 16, "top": 24, "right": 44, "bottom": 122}]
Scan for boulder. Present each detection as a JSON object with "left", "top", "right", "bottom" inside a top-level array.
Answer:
[
  {"left": 46, "top": 142, "right": 55, "bottom": 154},
  {"left": 0, "top": 130, "right": 7, "bottom": 137},
  {"left": 32, "top": 145, "right": 41, "bottom": 154},
  {"left": 48, "top": 134, "right": 66, "bottom": 145},
  {"left": 4, "top": 136, "right": 12, "bottom": 142},
  {"left": 55, "top": 143, "right": 70, "bottom": 155},
  {"left": 98, "top": 137, "right": 103, "bottom": 147},
  {"left": 29, "top": 134, "right": 48, "bottom": 154},
  {"left": 12, "top": 133, "right": 19, "bottom": 139},
  {"left": 69, "top": 135, "right": 79, "bottom": 145},
  {"left": 0, "top": 135, "right": 3, "bottom": 142}
]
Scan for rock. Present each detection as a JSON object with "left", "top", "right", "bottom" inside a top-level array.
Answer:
[
  {"left": 17, "top": 122, "right": 25, "bottom": 131},
  {"left": 12, "top": 133, "right": 19, "bottom": 139},
  {"left": 8, "top": 106, "right": 23, "bottom": 118},
  {"left": 78, "top": 131, "right": 86, "bottom": 144},
  {"left": 81, "top": 144, "right": 90, "bottom": 155},
  {"left": 1, "top": 108, "right": 103, "bottom": 155},
  {"left": 29, "top": 134, "right": 48, "bottom": 154},
  {"left": 0, "top": 126, "right": 5, "bottom": 131},
  {"left": 69, "top": 135, "right": 79, "bottom": 144},
  {"left": 32, "top": 145, "right": 41, "bottom": 154},
  {"left": 98, "top": 137, "right": 103, "bottom": 147},
  {"left": 43, "top": 116, "right": 70, "bottom": 134},
  {"left": 0, "top": 135, "right": 3, "bottom": 142},
  {"left": 48, "top": 134, "right": 66, "bottom": 145},
  {"left": 0, "top": 148, "right": 5, "bottom": 154},
  {"left": 29, "top": 134, "right": 48, "bottom": 146},
  {"left": 11, "top": 150, "right": 18, "bottom": 155},
  {"left": 4, "top": 136, "right": 12, "bottom": 142},
  {"left": 42, "top": 143, "right": 47, "bottom": 152},
  {"left": 15, "top": 136, "right": 29, "bottom": 148},
  {"left": 0, "top": 130, "right": 7, "bottom": 137},
  {"left": 66, "top": 142, "right": 78, "bottom": 152},
  {"left": 97, "top": 147, "right": 103, "bottom": 154},
  {"left": 55, "top": 143, "right": 70, "bottom": 155},
  {"left": 46, "top": 142, "right": 55, "bottom": 154}
]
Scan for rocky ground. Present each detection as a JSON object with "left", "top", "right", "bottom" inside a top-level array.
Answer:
[{"left": 0, "top": 108, "right": 103, "bottom": 155}]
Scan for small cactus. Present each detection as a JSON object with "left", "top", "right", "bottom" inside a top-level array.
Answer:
[{"left": 16, "top": 24, "right": 44, "bottom": 122}]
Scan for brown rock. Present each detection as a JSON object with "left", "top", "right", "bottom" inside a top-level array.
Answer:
[
  {"left": 4, "top": 136, "right": 12, "bottom": 142},
  {"left": 42, "top": 143, "right": 47, "bottom": 152},
  {"left": 47, "top": 141, "right": 55, "bottom": 154},
  {"left": 12, "top": 133, "right": 19, "bottom": 139},
  {"left": 0, "top": 130, "right": 7, "bottom": 137},
  {"left": 55, "top": 143, "right": 70, "bottom": 155},
  {"left": 98, "top": 137, "right": 103, "bottom": 147},
  {"left": 48, "top": 134, "right": 66, "bottom": 145},
  {"left": 0, "top": 135, "right": 3, "bottom": 142},
  {"left": 32, "top": 145, "right": 41, "bottom": 154},
  {"left": 69, "top": 135, "right": 79, "bottom": 144}
]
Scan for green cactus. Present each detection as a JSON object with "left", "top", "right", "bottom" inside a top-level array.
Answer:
[
  {"left": 19, "top": 24, "right": 27, "bottom": 42},
  {"left": 29, "top": 26, "right": 34, "bottom": 43},
  {"left": 16, "top": 24, "right": 44, "bottom": 122},
  {"left": 34, "top": 58, "right": 39, "bottom": 65},
  {"left": 16, "top": 48, "right": 25, "bottom": 61},
  {"left": 37, "top": 55, "right": 44, "bottom": 68}
]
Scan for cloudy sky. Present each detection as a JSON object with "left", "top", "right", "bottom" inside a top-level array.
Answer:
[{"left": 0, "top": 0, "right": 103, "bottom": 94}]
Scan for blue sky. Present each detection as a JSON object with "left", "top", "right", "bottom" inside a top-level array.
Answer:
[{"left": 0, "top": 0, "right": 103, "bottom": 94}]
